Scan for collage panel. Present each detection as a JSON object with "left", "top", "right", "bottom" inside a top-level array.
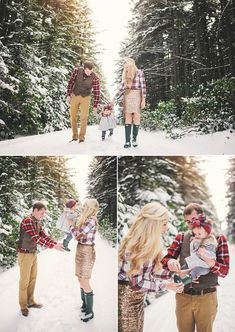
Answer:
[
  {"left": 118, "top": 155, "right": 234, "bottom": 332},
  {"left": 0, "top": 155, "right": 117, "bottom": 331}
]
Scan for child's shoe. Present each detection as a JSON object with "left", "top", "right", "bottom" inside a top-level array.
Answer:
[
  {"left": 174, "top": 274, "right": 192, "bottom": 286},
  {"left": 63, "top": 239, "right": 71, "bottom": 252}
]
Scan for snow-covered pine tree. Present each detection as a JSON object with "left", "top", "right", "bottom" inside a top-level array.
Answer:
[
  {"left": 87, "top": 156, "right": 117, "bottom": 245},
  {"left": 0, "top": 156, "right": 78, "bottom": 269}
]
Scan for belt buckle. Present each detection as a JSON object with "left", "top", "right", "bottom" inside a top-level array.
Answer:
[{"left": 188, "top": 287, "right": 196, "bottom": 295}]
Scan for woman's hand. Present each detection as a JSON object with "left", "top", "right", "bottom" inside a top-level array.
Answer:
[
  {"left": 66, "top": 96, "right": 71, "bottom": 105},
  {"left": 165, "top": 281, "right": 184, "bottom": 293},
  {"left": 140, "top": 98, "right": 145, "bottom": 110}
]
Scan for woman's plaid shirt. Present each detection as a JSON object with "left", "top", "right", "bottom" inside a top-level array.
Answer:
[
  {"left": 118, "top": 252, "right": 172, "bottom": 292},
  {"left": 161, "top": 233, "right": 229, "bottom": 278},
  {"left": 115, "top": 69, "right": 147, "bottom": 100},
  {"left": 71, "top": 218, "right": 96, "bottom": 245}
]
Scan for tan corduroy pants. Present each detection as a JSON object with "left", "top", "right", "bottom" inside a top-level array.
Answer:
[
  {"left": 18, "top": 253, "right": 37, "bottom": 310},
  {"left": 70, "top": 95, "right": 91, "bottom": 140},
  {"left": 175, "top": 292, "right": 218, "bottom": 332}
]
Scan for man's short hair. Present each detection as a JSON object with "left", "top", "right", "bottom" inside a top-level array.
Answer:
[
  {"left": 33, "top": 201, "right": 47, "bottom": 211},
  {"left": 184, "top": 202, "right": 203, "bottom": 216},
  {"left": 83, "top": 60, "right": 94, "bottom": 70}
]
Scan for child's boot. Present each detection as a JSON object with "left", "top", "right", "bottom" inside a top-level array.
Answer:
[
  {"left": 102, "top": 131, "right": 106, "bottom": 141},
  {"left": 63, "top": 239, "right": 71, "bottom": 252},
  {"left": 81, "top": 291, "right": 94, "bottom": 322},
  {"left": 174, "top": 274, "right": 192, "bottom": 286},
  {"left": 124, "top": 124, "right": 131, "bottom": 148},
  {"left": 109, "top": 128, "right": 113, "bottom": 137},
  {"left": 132, "top": 124, "right": 139, "bottom": 147}
]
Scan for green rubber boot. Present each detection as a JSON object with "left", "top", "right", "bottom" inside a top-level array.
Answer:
[
  {"left": 124, "top": 124, "right": 131, "bottom": 148},
  {"left": 174, "top": 274, "right": 192, "bottom": 286},
  {"left": 132, "top": 124, "right": 139, "bottom": 147},
  {"left": 81, "top": 291, "right": 94, "bottom": 322},
  {"left": 80, "top": 288, "right": 86, "bottom": 313}
]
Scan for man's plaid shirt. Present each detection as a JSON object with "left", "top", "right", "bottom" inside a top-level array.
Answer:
[
  {"left": 71, "top": 218, "right": 96, "bottom": 245},
  {"left": 119, "top": 252, "right": 172, "bottom": 292},
  {"left": 18, "top": 216, "right": 57, "bottom": 253},
  {"left": 115, "top": 69, "right": 147, "bottom": 100},
  {"left": 161, "top": 232, "right": 229, "bottom": 278},
  {"left": 66, "top": 67, "right": 100, "bottom": 108}
]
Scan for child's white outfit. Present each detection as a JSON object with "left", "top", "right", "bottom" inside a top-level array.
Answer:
[{"left": 56, "top": 207, "right": 79, "bottom": 250}]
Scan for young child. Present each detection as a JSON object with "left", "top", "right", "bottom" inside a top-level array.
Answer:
[
  {"left": 175, "top": 214, "right": 217, "bottom": 285},
  {"left": 98, "top": 103, "right": 116, "bottom": 141},
  {"left": 56, "top": 199, "right": 79, "bottom": 251},
  {"left": 70, "top": 199, "right": 99, "bottom": 323}
]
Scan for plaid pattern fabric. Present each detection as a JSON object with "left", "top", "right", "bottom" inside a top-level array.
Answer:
[
  {"left": 115, "top": 69, "right": 147, "bottom": 99},
  {"left": 71, "top": 218, "right": 96, "bottom": 245},
  {"left": 119, "top": 252, "right": 172, "bottom": 292},
  {"left": 18, "top": 216, "right": 57, "bottom": 253},
  {"left": 161, "top": 233, "right": 229, "bottom": 278},
  {"left": 66, "top": 67, "right": 100, "bottom": 108}
]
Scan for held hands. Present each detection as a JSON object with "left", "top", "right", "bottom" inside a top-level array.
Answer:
[
  {"left": 167, "top": 259, "right": 181, "bottom": 273},
  {"left": 54, "top": 243, "right": 64, "bottom": 251},
  {"left": 93, "top": 107, "right": 97, "bottom": 114}
]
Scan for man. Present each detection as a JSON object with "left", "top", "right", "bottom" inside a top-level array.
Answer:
[
  {"left": 18, "top": 201, "right": 64, "bottom": 317},
  {"left": 66, "top": 60, "right": 100, "bottom": 143},
  {"left": 161, "top": 202, "right": 229, "bottom": 332}
]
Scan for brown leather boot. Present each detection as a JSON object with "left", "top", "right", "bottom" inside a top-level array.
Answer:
[
  {"left": 28, "top": 303, "right": 43, "bottom": 309},
  {"left": 21, "top": 308, "right": 29, "bottom": 316}
]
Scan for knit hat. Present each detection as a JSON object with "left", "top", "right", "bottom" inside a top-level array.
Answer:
[
  {"left": 191, "top": 213, "right": 212, "bottom": 234},
  {"left": 65, "top": 199, "right": 77, "bottom": 209}
]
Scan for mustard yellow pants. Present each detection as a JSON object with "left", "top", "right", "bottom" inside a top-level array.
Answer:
[
  {"left": 70, "top": 95, "right": 91, "bottom": 140},
  {"left": 175, "top": 292, "right": 217, "bottom": 332},
  {"left": 18, "top": 252, "right": 37, "bottom": 310}
]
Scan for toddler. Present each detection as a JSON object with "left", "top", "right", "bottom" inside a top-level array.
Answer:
[{"left": 98, "top": 103, "right": 116, "bottom": 141}]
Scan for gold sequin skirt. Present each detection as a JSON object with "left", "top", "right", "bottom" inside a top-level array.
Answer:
[
  {"left": 75, "top": 244, "right": 96, "bottom": 279},
  {"left": 123, "top": 89, "right": 141, "bottom": 113},
  {"left": 118, "top": 282, "right": 145, "bottom": 332}
]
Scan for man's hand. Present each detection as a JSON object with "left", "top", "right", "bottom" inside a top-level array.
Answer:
[
  {"left": 93, "top": 107, "right": 97, "bottom": 114},
  {"left": 197, "top": 248, "right": 216, "bottom": 267},
  {"left": 165, "top": 281, "right": 184, "bottom": 293},
  {"left": 54, "top": 243, "right": 64, "bottom": 251},
  {"left": 167, "top": 259, "right": 181, "bottom": 273},
  {"left": 66, "top": 96, "right": 71, "bottom": 105}
]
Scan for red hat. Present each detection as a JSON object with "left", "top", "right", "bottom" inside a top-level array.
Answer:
[
  {"left": 104, "top": 103, "right": 113, "bottom": 111},
  {"left": 65, "top": 199, "right": 77, "bottom": 209},
  {"left": 191, "top": 213, "right": 212, "bottom": 234}
]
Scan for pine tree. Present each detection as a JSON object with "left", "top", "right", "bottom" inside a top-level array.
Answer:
[{"left": 226, "top": 157, "right": 235, "bottom": 242}]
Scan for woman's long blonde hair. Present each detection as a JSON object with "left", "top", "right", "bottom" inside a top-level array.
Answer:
[
  {"left": 119, "top": 202, "right": 168, "bottom": 276},
  {"left": 121, "top": 57, "right": 138, "bottom": 88},
  {"left": 76, "top": 199, "right": 99, "bottom": 229}
]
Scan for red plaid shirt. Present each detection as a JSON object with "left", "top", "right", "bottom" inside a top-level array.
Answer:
[
  {"left": 119, "top": 252, "right": 172, "bottom": 292},
  {"left": 71, "top": 218, "right": 96, "bottom": 245},
  {"left": 161, "top": 233, "right": 229, "bottom": 278},
  {"left": 18, "top": 216, "right": 57, "bottom": 253},
  {"left": 115, "top": 69, "right": 147, "bottom": 100},
  {"left": 66, "top": 67, "right": 100, "bottom": 108}
]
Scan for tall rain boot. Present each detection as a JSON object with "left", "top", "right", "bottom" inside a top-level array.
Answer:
[
  {"left": 132, "top": 124, "right": 139, "bottom": 147},
  {"left": 124, "top": 124, "right": 131, "bottom": 148},
  {"left": 81, "top": 291, "right": 94, "bottom": 322},
  {"left": 80, "top": 288, "right": 86, "bottom": 313}
]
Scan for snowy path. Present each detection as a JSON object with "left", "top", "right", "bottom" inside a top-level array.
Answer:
[
  {"left": 0, "top": 233, "right": 117, "bottom": 332},
  {"left": 0, "top": 126, "right": 234, "bottom": 155},
  {"left": 144, "top": 244, "right": 235, "bottom": 332}
]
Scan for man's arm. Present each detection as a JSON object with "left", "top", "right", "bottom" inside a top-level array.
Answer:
[
  {"left": 210, "top": 234, "right": 229, "bottom": 277},
  {"left": 21, "top": 218, "right": 56, "bottom": 249},
  {"left": 161, "top": 233, "right": 183, "bottom": 271},
  {"left": 66, "top": 67, "right": 78, "bottom": 97}
]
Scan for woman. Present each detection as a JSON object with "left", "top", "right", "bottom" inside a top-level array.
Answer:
[
  {"left": 112, "top": 58, "right": 146, "bottom": 148},
  {"left": 118, "top": 202, "right": 184, "bottom": 332},
  {"left": 71, "top": 198, "right": 99, "bottom": 323}
]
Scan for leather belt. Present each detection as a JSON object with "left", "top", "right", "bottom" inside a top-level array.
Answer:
[{"left": 183, "top": 287, "right": 216, "bottom": 296}]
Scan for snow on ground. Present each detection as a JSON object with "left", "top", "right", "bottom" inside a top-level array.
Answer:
[
  {"left": 144, "top": 244, "right": 235, "bottom": 332},
  {"left": 0, "top": 233, "right": 117, "bottom": 332},
  {"left": 0, "top": 126, "right": 234, "bottom": 155}
]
